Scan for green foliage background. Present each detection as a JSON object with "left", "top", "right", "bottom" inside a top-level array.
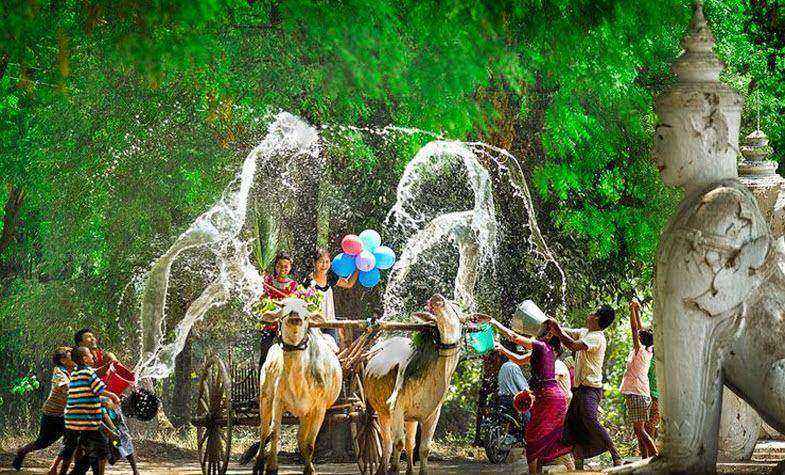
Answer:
[{"left": 1, "top": 0, "right": 784, "bottom": 452}]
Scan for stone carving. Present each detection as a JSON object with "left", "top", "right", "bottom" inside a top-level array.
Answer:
[
  {"left": 738, "top": 129, "right": 785, "bottom": 237},
  {"left": 718, "top": 129, "right": 784, "bottom": 461},
  {"left": 612, "top": 2, "right": 785, "bottom": 473},
  {"left": 718, "top": 389, "right": 761, "bottom": 461}
]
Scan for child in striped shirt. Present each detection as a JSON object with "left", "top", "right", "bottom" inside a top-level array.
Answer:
[{"left": 60, "top": 347, "right": 119, "bottom": 475}]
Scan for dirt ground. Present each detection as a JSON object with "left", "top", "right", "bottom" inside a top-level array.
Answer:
[{"left": 1, "top": 440, "right": 783, "bottom": 474}]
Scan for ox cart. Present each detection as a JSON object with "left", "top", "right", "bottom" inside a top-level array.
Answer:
[{"left": 191, "top": 319, "right": 434, "bottom": 475}]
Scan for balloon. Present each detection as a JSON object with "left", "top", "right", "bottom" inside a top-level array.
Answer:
[
  {"left": 358, "top": 268, "right": 381, "bottom": 288},
  {"left": 355, "top": 250, "right": 376, "bottom": 272},
  {"left": 358, "top": 229, "right": 382, "bottom": 252},
  {"left": 341, "top": 234, "right": 363, "bottom": 255},
  {"left": 331, "top": 253, "right": 356, "bottom": 278},
  {"left": 373, "top": 246, "right": 396, "bottom": 270}
]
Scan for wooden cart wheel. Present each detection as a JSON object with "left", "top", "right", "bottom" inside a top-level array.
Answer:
[
  {"left": 353, "top": 371, "right": 382, "bottom": 475},
  {"left": 196, "top": 354, "right": 233, "bottom": 475}
]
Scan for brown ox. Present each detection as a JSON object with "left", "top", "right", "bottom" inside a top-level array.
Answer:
[{"left": 363, "top": 294, "right": 476, "bottom": 474}]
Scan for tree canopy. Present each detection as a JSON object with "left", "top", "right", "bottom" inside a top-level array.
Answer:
[{"left": 1, "top": 0, "right": 783, "bottom": 432}]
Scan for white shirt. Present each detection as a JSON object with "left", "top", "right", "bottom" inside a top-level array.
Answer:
[
  {"left": 555, "top": 359, "right": 572, "bottom": 403},
  {"left": 566, "top": 328, "right": 606, "bottom": 389}
]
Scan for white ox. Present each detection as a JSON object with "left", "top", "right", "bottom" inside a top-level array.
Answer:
[
  {"left": 363, "top": 294, "right": 475, "bottom": 475},
  {"left": 253, "top": 297, "right": 342, "bottom": 475}
]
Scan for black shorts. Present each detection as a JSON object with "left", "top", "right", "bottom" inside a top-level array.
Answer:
[
  {"left": 61, "top": 428, "right": 107, "bottom": 461},
  {"left": 30, "top": 414, "right": 65, "bottom": 450}
]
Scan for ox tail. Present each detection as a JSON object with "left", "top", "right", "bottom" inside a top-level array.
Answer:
[
  {"left": 242, "top": 433, "right": 272, "bottom": 466},
  {"left": 385, "top": 362, "right": 406, "bottom": 412}
]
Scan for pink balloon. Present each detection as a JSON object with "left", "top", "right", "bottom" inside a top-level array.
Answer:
[
  {"left": 355, "top": 250, "right": 376, "bottom": 272},
  {"left": 341, "top": 234, "right": 364, "bottom": 255}
]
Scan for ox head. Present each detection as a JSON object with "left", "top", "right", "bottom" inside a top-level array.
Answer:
[
  {"left": 413, "top": 293, "right": 486, "bottom": 346},
  {"left": 260, "top": 297, "right": 318, "bottom": 347}
]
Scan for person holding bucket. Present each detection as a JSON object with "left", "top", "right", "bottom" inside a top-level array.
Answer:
[
  {"left": 73, "top": 328, "right": 117, "bottom": 378},
  {"left": 480, "top": 316, "right": 575, "bottom": 474},
  {"left": 547, "top": 306, "right": 622, "bottom": 469}
]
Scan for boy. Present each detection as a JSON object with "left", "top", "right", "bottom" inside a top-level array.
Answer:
[
  {"left": 548, "top": 305, "right": 622, "bottom": 468},
  {"left": 101, "top": 398, "right": 140, "bottom": 475},
  {"left": 13, "top": 347, "right": 74, "bottom": 472},
  {"left": 60, "top": 347, "right": 119, "bottom": 475},
  {"left": 73, "top": 328, "right": 116, "bottom": 377}
]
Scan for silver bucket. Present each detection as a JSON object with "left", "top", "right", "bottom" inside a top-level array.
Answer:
[{"left": 511, "top": 300, "right": 549, "bottom": 336}]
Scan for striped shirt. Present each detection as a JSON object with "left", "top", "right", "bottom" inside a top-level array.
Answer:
[
  {"left": 42, "top": 365, "right": 70, "bottom": 415},
  {"left": 64, "top": 365, "right": 106, "bottom": 430}
]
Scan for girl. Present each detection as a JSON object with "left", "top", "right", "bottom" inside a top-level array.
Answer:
[
  {"left": 619, "top": 299, "right": 657, "bottom": 458},
  {"left": 305, "top": 248, "right": 357, "bottom": 347},
  {"left": 263, "top": 252, "right": 298, "bottom": 299},
  {"left": 259, "top": 253, "right": 298, "bottom": 367},
  {"left": 490, "top": 319, "right": 574, "bottom": 474}
]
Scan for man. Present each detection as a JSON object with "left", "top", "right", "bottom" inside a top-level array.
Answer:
[
  {"left": 495, "top": 340, "right": 531, "bottom": 437},
  {"left": 73, "top": 328, "right": 117, "bottom": 377},
  {"left": 548, "top": 305, "right": 621, "bottom": 468},
  {"left": 13, "top": 347, "right": 75, "bottom": 472}
]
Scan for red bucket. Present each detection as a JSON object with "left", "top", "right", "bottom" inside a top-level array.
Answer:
[{"left": 102, "top": 362, "right": 136, "bottom": 395}]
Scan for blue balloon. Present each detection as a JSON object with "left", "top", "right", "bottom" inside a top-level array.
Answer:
[
  {"left": 358, "top": 268, "right": 381, "bottom": 288},
  {"left": 331, "top": 253, "right": 356, "bottom": 278},
  {"left": 358, "top": 229, "right": 382, "bottom": 252},
  {"left": 373, "top": 246, "right": 396, "bottom": 270}
]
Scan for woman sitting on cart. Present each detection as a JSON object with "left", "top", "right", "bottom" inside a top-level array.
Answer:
[
  {"left": 259, "top": 252, "right": 298, "bottom": 367},
  {"left": 304, "top": 247, "right": 358, "bottom": 348}
]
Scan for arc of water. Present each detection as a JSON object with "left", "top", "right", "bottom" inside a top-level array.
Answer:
[
  {"left": 383, "top": 141, "right": 497, "bottom": 319},
  {"left": 134, "top": 112, "right": 320, "bottom": 380},
  {"left": 469, "top": 142, "right": 567, "bottom": 305}
]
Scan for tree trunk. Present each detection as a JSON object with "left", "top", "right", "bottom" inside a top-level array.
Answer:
[
  {"left": 289, "top": 156, "right": 322, "bottom": 276},
  {"left": 169, "top": 335, "right": 194, "bottom": 428},
  {"left": 0, "top": 184, "right": 24, "bottom": 257},
  {"left": 0, "top": 53, "right": 9, "bottom": 84}
]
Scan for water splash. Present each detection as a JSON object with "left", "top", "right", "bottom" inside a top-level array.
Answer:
[
  {"left": 381, "top": 139, "right": 566, "bottom": 320},
  {"left": 132, "top": 113, "right": 564, "bottom": 380},
  {"left": 134, "top": 112, "right": 321, "bottom": 380},
  {"left": 383, "top": 141, "right": 497, "bottom": 319}
]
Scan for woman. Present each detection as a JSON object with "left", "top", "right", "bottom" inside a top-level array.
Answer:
[
  {"left": 305, "top": 248, "right": 357, "bottom": 347},
  {"left": 491, "top": 320, "right": 574, "bottom": 473},
  {"left": 619, "top": 299, "right": 657, "bottom": 458}
]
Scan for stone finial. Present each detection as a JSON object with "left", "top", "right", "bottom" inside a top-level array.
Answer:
[
  {"left": 656, "top": 0, "right": 741, "bottom": 103},
  {"left": 739, "top": 129, "right": 777, "bottom": 178},
  {"left": 740, "top": 130, "right": 774, "bottom": 164},
  {"left": 738, "top": 128, "right": 785, "bottom": 237},
  {"left": 673, "top": 1, "right": 725, "bottom": 82},
  {"left": 653, "top": 0, "right": 743, "bottom": 190}
]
